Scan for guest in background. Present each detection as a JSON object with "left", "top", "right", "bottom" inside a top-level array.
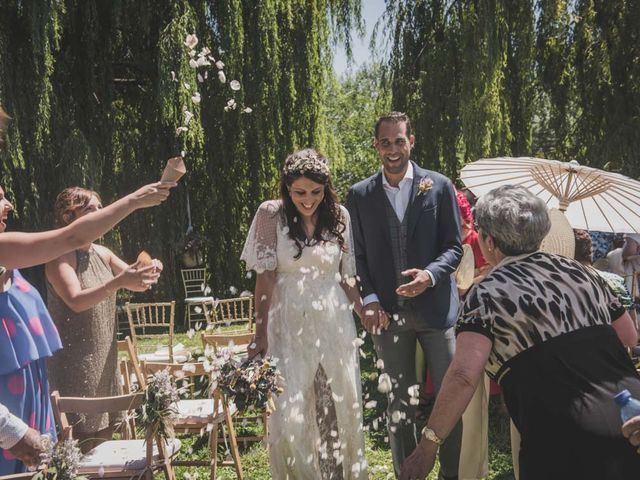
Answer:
[
  {"left": 46, "top": 187, "right": 162, "bottom": 448},
  {"left": 401, "top": 185, "right": 640, "bottom": 480}
]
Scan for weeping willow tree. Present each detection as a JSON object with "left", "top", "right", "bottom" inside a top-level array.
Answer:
[
  {"left": 385, "top": 0, "right": 640, "bottom": 180},
  {"left": 0, "top": 0, "right": 362, "bottom": 320}
]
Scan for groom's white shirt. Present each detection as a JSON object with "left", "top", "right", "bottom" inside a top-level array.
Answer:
[
  {"left": 363, "top": 162, "right": 435, "bottom": 307},
  {"left": 383, "top": 161, "right": 414, "bottom": 222}
]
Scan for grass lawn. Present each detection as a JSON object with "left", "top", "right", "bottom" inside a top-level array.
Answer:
[{"left": 133, "top": 330, "right": 515, "bottom": 479}]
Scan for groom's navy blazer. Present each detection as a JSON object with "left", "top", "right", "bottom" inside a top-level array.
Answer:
[{"left": 346, "top": 162, "right": 463, "bottom": 329}]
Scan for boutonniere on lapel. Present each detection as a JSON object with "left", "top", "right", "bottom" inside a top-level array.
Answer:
[{"left": 417, "top": 177, "right": 434, "bottom": 196}]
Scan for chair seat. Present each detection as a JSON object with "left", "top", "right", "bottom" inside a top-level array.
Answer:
[
  {"left": 138, "top": 352, "right": 190, "bottom": 363},
  {"left": 175, "top": 399, "right": 236, "bottom": 424},
  {"left": 184, "top": 296, "right": 215, "bottom": 304},
  {"left": 138, "top": 342, "right": 190, "bottom": 363},
  {"left": 79, "top": 438, "right": 181, "bottom": 474}
]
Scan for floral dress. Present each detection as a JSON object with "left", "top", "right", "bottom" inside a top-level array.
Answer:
[
  {"left": 0, "top": 270, "right": 61, "bottom": 474},
  {"left": 241, "top": 200, "right": 368, "bottom": 479}
]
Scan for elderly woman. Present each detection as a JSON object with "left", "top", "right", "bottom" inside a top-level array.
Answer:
[{"left": 400, "top": 185, "right": 640, "bottom": 480}]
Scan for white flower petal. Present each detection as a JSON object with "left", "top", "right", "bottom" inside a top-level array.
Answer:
[
  {"left": 189, "top": 58, "right": 198, "bottom": 69},
  {"left": 215, "top": 60, "right": 225, "bottom": 70},
  {"left": 377, "top": 373, "right": 392, "bottom": 393},
  {"left": 191, "top": 92, "right": 201, "bottom": 104},
  {"left": 196, "top": 56, "right": 210, "bottom": 67},
  {"left": 184, "top": 34, "right": 198, "bottom": 49},
  {"left": 242, "top": 107, "right": 253, "bottom": 113},
  {"left": 230, "top": 80, "right": 241, "bottom": 91},
  {"left": 218, "top": 70, "right": 226, "bottom": 83}
]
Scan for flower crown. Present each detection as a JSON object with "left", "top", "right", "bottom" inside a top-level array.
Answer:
[{"left": 283, "top": 149, "right": 330, "bottom": 176}]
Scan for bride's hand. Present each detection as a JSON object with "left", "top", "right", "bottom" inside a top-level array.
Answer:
[{"left": 248, "top": 335, "right": 268, "bottom": 359}]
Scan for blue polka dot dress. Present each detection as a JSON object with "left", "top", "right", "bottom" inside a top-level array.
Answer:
[{"left": 0, "top": 270, "right": 61, "bottom": 474}]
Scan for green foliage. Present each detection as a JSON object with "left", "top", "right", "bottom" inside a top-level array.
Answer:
[
  {"left": 385, "top": 0, "right": 640, "bottom": 184},
  {"left": 325, "top": 63, "right": 391, "bottom": 199},
  {"left": 0, "top": 0, "right": 361, "bottom": 323}
]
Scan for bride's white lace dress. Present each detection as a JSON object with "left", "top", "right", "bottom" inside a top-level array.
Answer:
[{"left": 241, "top": 200, "right": 368, "bottom": 479}]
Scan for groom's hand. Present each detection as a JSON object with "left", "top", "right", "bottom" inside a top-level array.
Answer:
[
  {"left": 361, "top": 302, "right": 390, "bottom": 334},
  {"left": 397, "top": 269, "right": 432, "bottom": 297}
]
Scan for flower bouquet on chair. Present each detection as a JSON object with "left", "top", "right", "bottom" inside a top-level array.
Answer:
[
  {"left": 205, "top": 347, "right": 283, "bottom": 413},
  {"left": 140, "top": 369, "right": 180, "bottom": 442}
]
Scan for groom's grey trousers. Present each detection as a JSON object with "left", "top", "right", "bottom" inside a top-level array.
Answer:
[{"left": 372, "top": 305, "right": 462, "bottom": 479}]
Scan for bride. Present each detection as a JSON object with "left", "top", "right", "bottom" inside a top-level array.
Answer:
[{"left": 241, "top": 148, "right": 368, "bottom": 479}]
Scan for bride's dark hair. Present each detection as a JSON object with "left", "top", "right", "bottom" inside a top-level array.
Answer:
[{"left": 279, "top": 148, "right": 345, "bottom": 259}]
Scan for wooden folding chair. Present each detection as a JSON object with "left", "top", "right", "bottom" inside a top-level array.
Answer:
[
  {"left": 201, "top": 333, "right": 269, "bottom": 446},
  {"left": 210, "top": 296, "right": 254, "bottom": 329},
  {"left": 50, "top": 391, "right": 180, "bottom": 480},
  {"left": 117, "top": 336, "right": 146, "bottom": 392},
  {"left": 201, "top": 332, "right": 254, "bottom": 358},
  {"left": 141, "top": 361, "right": 244, "bottom": 480},
  {"left": 181, "top": 268, "right": 216, "bottom": 328},
  {"left": 125, "top": 301, "right": 182, "bottom": 363}
]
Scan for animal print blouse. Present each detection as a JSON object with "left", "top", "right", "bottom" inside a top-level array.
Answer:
[{"left": 456, "top": 251, "right": 625, "bottom": 379}]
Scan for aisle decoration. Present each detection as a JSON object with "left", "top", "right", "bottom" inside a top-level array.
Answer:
[
  {"left": 33, "top": 436, "right": 86, "bottom": 480},
  {"left": 204, "top": 347, "right": 283, "bottom": 412}
]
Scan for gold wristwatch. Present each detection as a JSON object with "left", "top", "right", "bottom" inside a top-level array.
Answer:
[{"left": 421, "top": 426, "right": 443, "bottom": 445}]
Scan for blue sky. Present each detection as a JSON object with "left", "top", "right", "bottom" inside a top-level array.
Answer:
[{"left": 332, "top": 0, "right": 386, "bottom": 77}]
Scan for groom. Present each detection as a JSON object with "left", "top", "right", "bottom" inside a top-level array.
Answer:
[{"left": 346, "top": 112, "right": 463, "bottom": 479}]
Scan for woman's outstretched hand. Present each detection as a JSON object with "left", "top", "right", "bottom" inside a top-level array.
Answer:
[{"left": 128, "top": 182, "right": 176, "bottom": 209}]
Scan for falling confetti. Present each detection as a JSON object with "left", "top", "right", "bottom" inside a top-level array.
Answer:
[{"left": 377, "top": 373, "right": 392, "bottom": 393}]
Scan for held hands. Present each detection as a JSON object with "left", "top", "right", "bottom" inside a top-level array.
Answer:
[
  {"left": 622, "top": 415, "right": 640, "bottom": 451},
  {"left": 248, "top": 335, "right": 268, "bottom": 360},
  {"left": 117, "top": 260, "right": 162, "bottom": 292},
  {"left": 129, "top": 182, "right": 176, "bottom": 209},
  {"left": 396, "top": 269, "right": 432, "bottom": 298},
  {"left": 361, "top": 302, "right": 390, "bottom": 335},
  {"left": 8, "top": 427, "right": 44, "bottom": 469}
]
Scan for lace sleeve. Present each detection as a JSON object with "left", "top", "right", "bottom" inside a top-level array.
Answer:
[
  {"left": 241, "top": 200, "right": 280, "bottom": 273},
  {"left": 339, "top": 205, "right": 357, "bottom": 278}
]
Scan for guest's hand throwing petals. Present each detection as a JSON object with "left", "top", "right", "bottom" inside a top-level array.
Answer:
[
  {"left": 117, "top": 261, "right": 161, "bottom": 292},
  {"left": 128, "top": 181, "right": 176, "bottom": 209}
]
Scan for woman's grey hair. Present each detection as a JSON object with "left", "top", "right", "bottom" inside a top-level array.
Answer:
[{"left": 475, "top": 185, "right": 551, "bottom": 256}]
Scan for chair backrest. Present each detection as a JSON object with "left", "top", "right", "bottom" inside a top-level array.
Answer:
[
  {"left": 141, "top": 361, "right": 209, "bottom": 400},
  {"left": 51, "top": 391, "right": 143, "bottom": 441},
  {"left": 141, "top": 361, "right": 208, "bottom": 379},
  {"left": 181, "top": 268, "right": 208, "bottom": 298},
  {"left": 202, "top": 332, "right": 254, "bottom": 350},
  {"left": 50, "top": 390, "right": 172, "bottom": 476},
  {"left": 117, "top": 336, "right": 146, "bottom": 390},
  {"left": 212, "top": 296, "right": 254, "bottom": 328},
  {"left": 125, "top": 301, "right": 176, "bottom": 362}
]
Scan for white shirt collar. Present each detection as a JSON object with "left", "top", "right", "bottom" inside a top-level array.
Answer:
[{"left": 382, "top": 161, "right": 414, "bottom": 189}]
